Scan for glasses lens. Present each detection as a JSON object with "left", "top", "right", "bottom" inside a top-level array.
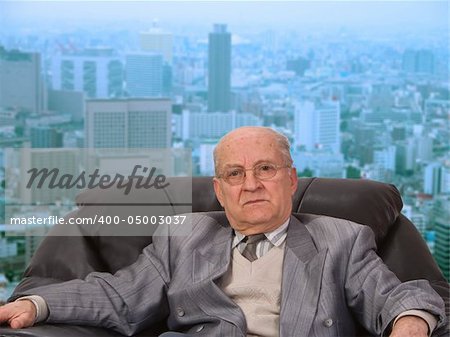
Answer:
[
  {"left": 255, "top": 163, "right": 277, "bottom": 179},
  {"left": 224, "top": 168, "right": 245, "bottom": 185}
]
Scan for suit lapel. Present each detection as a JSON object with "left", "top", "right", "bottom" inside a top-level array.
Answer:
[
  {"left": 192, "top": 222, "right": 232, "bottom": 283},
  {"left": 191, "top": 213, "right": 247, "bottom": 334},
  {"left": 280, "top": 215, "right": 327, "bottom": 337}
]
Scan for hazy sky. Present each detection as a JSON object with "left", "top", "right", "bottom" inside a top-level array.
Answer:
[{"left": 1, "top": 1, "right": 448, "bottom": 32}]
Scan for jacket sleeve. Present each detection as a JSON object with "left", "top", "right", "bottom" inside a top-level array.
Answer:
[
  {"left": 344, "top": 225, "right": 447, "bottom": 335},
  {"left": 14, "top": 237, "right": 172, "bottom": 337}
]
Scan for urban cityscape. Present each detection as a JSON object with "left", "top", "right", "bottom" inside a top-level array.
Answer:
[{"left": 0, "top": 1, "right": 448, "bottom": 300}]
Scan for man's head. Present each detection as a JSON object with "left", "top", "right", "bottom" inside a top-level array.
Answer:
[{"left": 213, "top": 127, "right": 298, "bottom": 235}]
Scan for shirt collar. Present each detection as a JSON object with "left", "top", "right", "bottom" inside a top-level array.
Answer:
[{"left": 232, "top": 217, "right": 290, "bottom": 249}]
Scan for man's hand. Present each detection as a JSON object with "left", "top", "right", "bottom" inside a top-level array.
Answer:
[
  {"left": 390, "top": 316, "right": 429, "bottom": 337},
  {"left": 0, "top": 300, "right": 36, "bottom": 329}
]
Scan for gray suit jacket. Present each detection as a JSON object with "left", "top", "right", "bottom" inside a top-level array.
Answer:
[{"left": 22, "top": 212, "right": 446, "bottom": 336}]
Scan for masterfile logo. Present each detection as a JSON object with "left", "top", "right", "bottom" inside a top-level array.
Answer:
[{"left": 26, "top": 165, "right": 170, "bottom": 195}]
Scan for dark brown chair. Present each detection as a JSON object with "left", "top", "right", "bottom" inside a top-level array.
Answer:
[{"left": 2, "top": 177, "right": 449, "bottom": 337}]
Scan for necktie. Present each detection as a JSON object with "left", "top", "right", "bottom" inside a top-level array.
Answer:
[{"left": 242, "top": 233, "right": 266, "bottom": 262}]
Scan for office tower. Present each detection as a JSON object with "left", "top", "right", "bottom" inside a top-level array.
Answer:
[
  {"left": 0, "top": 49, "right": 44, "bottom": 114},
  {"left": 140, "top": 22, "right": 173, "bottom": 64},
  {"left": 286, "top": 57, "right": 310, "bottom": 76},
  {"left": 85, "top": 98, "right": 171, "bottom": 148},
  {"left": 391, "top": 126, "right": 406, "bottom": 141},
  {"left": 182, "top": 110, "right": 261, "bottom": 140},
  {"left": 433, "top": 197, "right": 449, "bottom": 281},
  {"left": 294, "top": 100, "right": 341, "bottom": 154},
  {"left": 51, "top": 48, "right": 123, "bottom": 98},
  {"left": 292, "top": 150, "right": 344, "bottom": 178},
  {"left": 139, "top": 23, "right": 173, "bottom": 97},
  {"left": 19, "top": 148, "right": 79, "bottom": 204},
  {"left": 402, "top": 49, "right": 416, "bottom": 73},
  {"left": 373, "top": 146, "right": 396, "bottom": 172},
  {"left": 47, "top": 89, "right": 85, "bottom": 122},
  {"left": 126, "top": 53, "right": 163, "bottom": 98},
  {"left": 30, "top": 126, "right": 63, "bottom": 148},
  {"left": 415, "top": 136, "right": 433, "bottom": 162},
  {"left": 395, "top": 140, "right": 415, "bottom": 175},
  {"left": 424, "top": 162, "right": 442, "bottom": 195},
  {"left": 208, "top": 24, "right": 231, "bottom": 112},
  {"left": 199, "top": 142, "right": 216, "bottom": 176},
  {"left": 441, "top": 166, "right": 450, "bottom": 194},
  {"left": 402, "top": 49, "right": 435, "bottom": 74},
  {"left": 416, "top": 49, "right": 435, "bottom": 74}
]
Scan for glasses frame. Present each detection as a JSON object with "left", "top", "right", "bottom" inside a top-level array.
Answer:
[{"left": 217, "top": 162, "right": 291, "bottom": 186}]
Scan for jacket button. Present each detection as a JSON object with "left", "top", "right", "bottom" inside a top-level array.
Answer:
[
  {"left": 176, "top": 307, "right": 185, "bottom": 317},
  {"left": 323, "top": 318, "right": 333, "bottom": 327},
  {"left": 195, "top": 325, "right": 204, "bottom": 332}
]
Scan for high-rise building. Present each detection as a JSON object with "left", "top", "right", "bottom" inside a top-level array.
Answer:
[
  {"left": 424, "top": 162, "right": 442, "bottom": 195},
  {"left": 402, "top": 49, "right": 435, "bottom": 74},
  {"left": 294, "top": 100, "right": 341, "bottom": 154},
  {"left": 140, "top": 22, "right": 173, "bottom": 64},
  {"left": 126, "top": 53, "right": 163, "bottom": 98},
  {"left": 433, "top": 197, "right": 449, "bottom": 281},
  {"left": 292, "top": 150, "right": 345, "bottom": 178},
  {"left": 85, "top": 98, "right": 171, "bottom": 148},
  {"left": 30, "top": 126, "right": 63, "bottom": 148},
  {"left": 286, "top": 57, "right": 310, "bottom": 76},
  {"left": 47, "top": 89, "right": 85, "bottom": 122},
  {"left": 199, "top": 142, "right": 216, "bottom": 176},
  {"left": 51, "top": 48, "right": 123, "bottom": 99},
  {"left": 19, "top": 148, "right": 80, "bottom": 204},
  {"left": 0, "top": 49, "right": 45, "bottom": 114},
  {"left": 208, "top": 24, "right": 231, "bottom": 112},
  {"left": 181, "top": 110, "right": 261, "bottom": 140},
  {"left": 441, "top": 166, "right": 450, "bottom": 194},
  {"left": 373, "top": 146, "right": 396, "bottom": 172},
  {"left": 395, "top": 139, "right": 415, "bottom": 175},
  {"left": 415, "top": 136, "right": 433, "bottom": 162}
]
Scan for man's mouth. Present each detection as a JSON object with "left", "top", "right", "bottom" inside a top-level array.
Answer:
[{"left": 243, "top": 199, "right": 267, "bottom": 206}]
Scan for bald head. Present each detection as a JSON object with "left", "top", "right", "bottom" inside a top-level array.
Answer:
[{"left": 213, "top": 127, "right": 293, "bottom": 176}]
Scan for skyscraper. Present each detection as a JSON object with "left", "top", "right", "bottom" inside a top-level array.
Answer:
[
  {"left": 433, "top": 197, "right": 449, "bottom": 281},
  {"left": 85, "top": 98, "right": 171, "bottom": 148},
  {"left": 208, "top": 24, "right": 231, "bottom": 112},
  {"left": 402, "top": 49, "right": 435, "bottom": 74},
  {"left": 294, "top": 100, "right": 341, "bottom": 154},
  {"left": 126, "top": 53, "right": 163, "bottom": 98},
  {"left": 140, "top": 22, "right": 173, "bottom": 64},
  {"left": 51, "top": 48, "right": 123, "bottom": 99},
  {"left": 30, "top": 126, "right": 63, "bottom": 148},
  {"left": 424, "top": 162, "right": 442, "bottom": 195},
  {"left": 0, "top": 48, "right": 44, "bottom": 114}
]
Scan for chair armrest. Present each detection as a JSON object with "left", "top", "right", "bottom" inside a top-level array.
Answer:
[{"left": 0, "top": 325, "right": 124, "bottom": 337}]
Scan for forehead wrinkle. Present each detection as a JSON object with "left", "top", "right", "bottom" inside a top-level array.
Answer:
[{"left": 223, "top": 159, "right": 277, "bottom": 169}]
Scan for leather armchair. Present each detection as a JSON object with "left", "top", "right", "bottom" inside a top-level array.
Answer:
[{"left": 1, "top": 177, "right": 449, "bottom": 337}]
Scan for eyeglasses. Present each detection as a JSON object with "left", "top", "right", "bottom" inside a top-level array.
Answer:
[{"left": 217, "top": 162, "right": 291, "bottom": 186}]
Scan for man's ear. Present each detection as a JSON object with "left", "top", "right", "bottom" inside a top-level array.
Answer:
[
  {"left": 290, "top": 167, "right": 298, "bottom": 195},
  {"left": 213, "top": 177, "right": 224, "bottom": 207}
]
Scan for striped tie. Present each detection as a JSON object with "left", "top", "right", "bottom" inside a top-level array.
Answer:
[{"left": 242, "top": 234, "right": 266, "bottom": 262}]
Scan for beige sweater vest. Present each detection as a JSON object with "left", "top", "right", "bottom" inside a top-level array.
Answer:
[{"left": 219, "top": 242, "right": 285, "bottom": 337}]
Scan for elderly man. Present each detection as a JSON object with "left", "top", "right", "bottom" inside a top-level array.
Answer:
[{"left": 0, "top": 127, "right": 446, "bottom": 336}]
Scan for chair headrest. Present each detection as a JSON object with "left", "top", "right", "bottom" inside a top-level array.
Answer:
[{"left": 76, "top": 176, "right": 402, "bottom": 243}]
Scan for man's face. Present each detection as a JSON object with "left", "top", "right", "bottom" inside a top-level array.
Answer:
[{"left": 213, "top": 129, "right": 298, "bottom": 235}]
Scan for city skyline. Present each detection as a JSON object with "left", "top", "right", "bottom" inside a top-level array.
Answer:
[{"left": 0, "top": 0, "right": 448, "bottom": 289}]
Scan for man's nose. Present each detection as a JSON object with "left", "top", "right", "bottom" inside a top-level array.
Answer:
[{"left": 242, "top": 170, "right": 262, "bottom": 190}]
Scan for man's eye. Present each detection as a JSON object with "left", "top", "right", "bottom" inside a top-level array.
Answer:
[
  {"left": 227, "top": 169, "right": 242, "bottom": 177},
  {"left": 260, "top": 164, "right": 273, "bottom": 171}
]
